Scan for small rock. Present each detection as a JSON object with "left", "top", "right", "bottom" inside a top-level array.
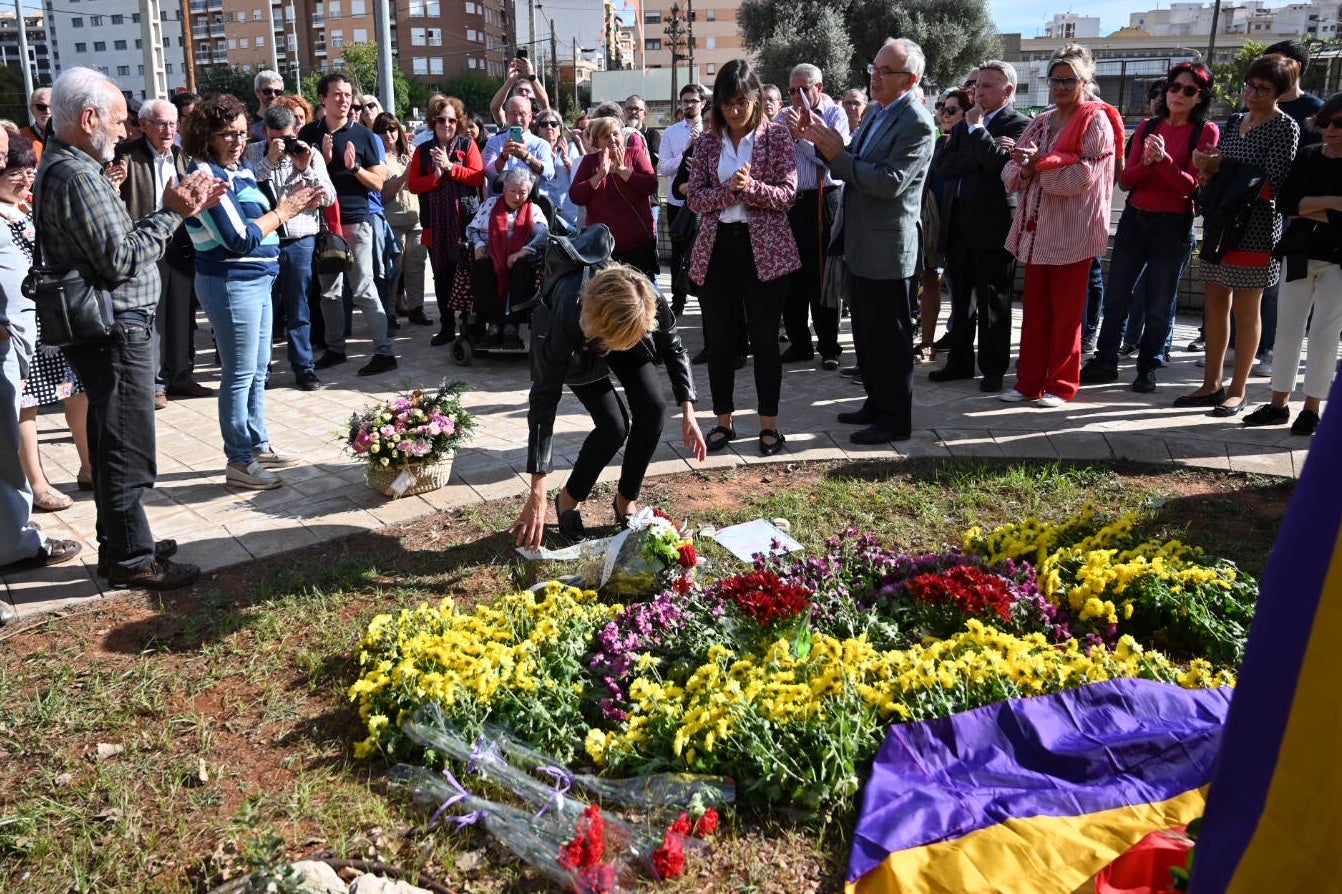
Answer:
[
  {"left": 287, "top": 860, "right": 347, "bottom": 893},
  {"left": 349, "top": 876, "right": 433, "bottom": 894},
  {"left": 53, "top": 772, "right": 73, "bottom": 788},
  {"left": 87, "top": 743, "right": 123, "bottom": 762}
]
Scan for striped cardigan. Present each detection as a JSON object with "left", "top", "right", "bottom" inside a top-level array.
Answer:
[{"left": 185, "top": 159, "right": 281, "bottom": 280}]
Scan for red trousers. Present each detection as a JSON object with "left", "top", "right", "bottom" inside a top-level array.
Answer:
[{"left": 1015, "top": 259, "right": 1091, "bottom": 401}]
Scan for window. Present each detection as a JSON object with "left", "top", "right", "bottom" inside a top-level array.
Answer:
[
  {"left": 135, "top": 39, "right": 142, "bottom": 48},
  {"left": 75, "top": 42, "right": 86, "bottom": 52},
  {"left": 166, "top": 63, "right": 173, "bottom": 73},
  {"left": 256, "top": 35, "right": 265, "bottom": 46},
  {"left": 240, "top": 37, "right": 250, "bottom": 47},
  {"left": 411, "top": 27, "right": 425, "bottom": 45},
  {"left": 644, "top": 38, "right": 661, "bottom": 50},
  {"left": 93, "top": 40, "right": 105, "bottom": 50},
  {"left": 706, "top": 8, "right": 715, "bottom": 19},
  {"left": 426, "top": 0, "right": 439, "bottom": 15},
  {"left": 467, "top": 57, "right": 477, "bottom": 69},
  {"left": 331, "top": 29, "right": 344, "bottom": 47},
  {"left": 413, "top": 55, "right": 428, "bottom": 74},
  {"left": 116, "top": 65, "right": 130, "bottom": 76},
  {"left": 705, "top": 36, "right": 715, "bottom": 48},
  {"left": 706, "top": 62, "right": 716, "bottom": 75},
  {"left": 132, "top": 12, "right": 140, "bottom": 22},
  {"left": 114, "top": 39, "right": 127, "bottom": 50},
  {"left": 71, "top": 16, "right": 83, "bottom": 27},
  {"left": 254, "top": 8, "right": 263, "bottom": 19},
  {"left": 465, "top": 1, "right": 477, "bottom": 12},
  {"left": 644, "top": 11, "right": 660, "bottom": 23},
  {"left": 137, "top": 64, "right": 143, "bottom": 74},
  {"left": 430, "top": 56, "right": 443, "bottom": 75},
  {"left": 329, "top": 1, "right": 341, "bottom": 17},
  {"left": 90, "top": 14, "right": 102, "bottom": 25},
  {"left": 351, "top": 0, "right": 366, "bottom": 13},
  {"left": 110, "top": 13, "right": 123, "bottom": 23},
  {"left": 353, "top": 27, "right": 367, "bottom": 41}
]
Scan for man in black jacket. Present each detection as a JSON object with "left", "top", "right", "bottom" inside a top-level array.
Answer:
[{"left": 929, "top": 60, "right": 1030, "bottom": 392}]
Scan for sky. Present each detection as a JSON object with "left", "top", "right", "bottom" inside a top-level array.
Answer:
[{"left": 987, "top": 0, "right": 1141, "bottom": 37}]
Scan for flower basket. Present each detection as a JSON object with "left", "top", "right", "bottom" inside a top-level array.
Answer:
[{"left": 366, "top": 453, "right": 455, "bottom": 498}]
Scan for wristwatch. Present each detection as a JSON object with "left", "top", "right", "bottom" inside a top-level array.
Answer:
[{"left": 350, "top": 161, "right": 362, "bottom": 174}]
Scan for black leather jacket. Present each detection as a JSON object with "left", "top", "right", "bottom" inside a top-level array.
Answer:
[{"left": 526, "top": 226, "right": 696, "bottom": 475}]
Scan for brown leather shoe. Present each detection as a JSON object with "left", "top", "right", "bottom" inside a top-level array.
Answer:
[
  {"left": 96, "top": 540, "right": 179, "bottom": 578},
  {"left": 1, "top": 538, "right": 82, "bottom": 571},
  {"left": 166, "top": 381, "right": 215, "bottom": 398},
  {"left": 154, "top": 391, "right": 168, "bottom": 411},
  {"left": 107, "top": 556, "right": 200, "bottom": 591}
]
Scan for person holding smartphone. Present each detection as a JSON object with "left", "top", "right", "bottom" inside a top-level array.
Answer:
[
  {"left": 488, "top": 52, "right": 551, "bottom": 125},
  {"left": 482, "top": 95, "right": 554, "bottom": 190}
]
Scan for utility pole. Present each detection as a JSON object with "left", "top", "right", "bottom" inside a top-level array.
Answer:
[
  {"left": 141, "top": 0, "right": 169, "bottom": 98},
  {"left": 1207, "top": 0, "right": 1222, "bottom": 64},
  {"left": 265, "top": 0, "right": 279, "bottom": 74},
  {"left": 664, "top": 3, "right": 685, "bottom": 108},
  {"left": 180, "top": 0, "right": 196, "bottom": 92},
  {"left": 551, "top": 18, "right": 559, "bottom": 111},
  {"left": 373, "top": 0, "right": 394, "bottom": 113},
  {"left": 13, "top": 0, "right": 32, "bottom": 98},
  {"left": 686, "top": 0, "right": 694, "bottom": 84},
  {"left": 528, "top": 0, "right": 538, "bottom": 82}
]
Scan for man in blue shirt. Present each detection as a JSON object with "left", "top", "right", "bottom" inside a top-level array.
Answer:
[
  {"left": 299, "top": 72, "right": 398, "bottom": 376},
  {"left": 482, "top": 95, "right": 554, "bottom": 191}
]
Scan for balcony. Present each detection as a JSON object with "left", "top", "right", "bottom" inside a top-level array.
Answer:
[
  {"left": 312, "top": 15, "right": 324, "bottom": 26},
  {"left": 314, "top": 42, "right": 328, "bottom": 54}
]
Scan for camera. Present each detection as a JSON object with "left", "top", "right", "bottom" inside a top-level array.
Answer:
[{"left": 283, "top": 136, "right": 309, "bottom": 156}]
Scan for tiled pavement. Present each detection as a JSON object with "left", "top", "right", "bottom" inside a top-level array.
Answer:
[{"left": 5, "top": 273, "right": 1306, "bottom": 622}]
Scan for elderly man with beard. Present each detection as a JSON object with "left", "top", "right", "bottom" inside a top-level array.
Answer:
[{"left": 34, "top": 67, "right": 225, "bottom": 590}]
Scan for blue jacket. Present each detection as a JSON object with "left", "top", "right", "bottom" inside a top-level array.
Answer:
[{"left": 186, "top": 160, "right": 280, "bottom": 280}]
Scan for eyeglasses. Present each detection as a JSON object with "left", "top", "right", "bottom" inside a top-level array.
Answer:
[
  {"left": 259, "top": 88, "right": 283, "bottom": 97},
  {"left": 963, "top": 80, "right": 977, "bottom": 88},
  {"left": 934, "top": 101, "right": 944, "bottom": 110},
  {"left": 1316, "top": 117, "right": 1342, "bottom": 129},
  {"left": 788, "top": 86, "right": 814, "bottom": 95},
  {"left": 350, "top": 103, "right": 365, "bottom": 111},
  {"left": 721, "top": 97, "right": 754, "bottom": 112},
  {"left": 537, "top": 119, "right": 560, "bottom": 128},
  {"left": 142, "top": 119, "right": 176, "bottom": 129},
  {"left": 432, "top": 115, "right": 457, "bottom": 125},
  {"left": 867, "top": 64, "right": 912, "bottom": 78},
  {"left": 680, "top": 98, "right": 702, "bottom": 105},
  {"left": 33, "top": 102, "right": 49, "bottom": 112},
  {"left": 1166, "top": 83, "right": 1201, "bottom": 98},
  {"left": 214, "top": 130, "right": 249, "bottom": 142},
  {"left": 3, "top": 168, "right": 36, "bottom": 180},
  {"left": 1242, "top": 81, "right": 1275, "bottom": 96},
  {"left": 1047, "top": 76, "right": 1080, "bottom": 88},
  {"left": 941, "top": 106, "right": 963, "bottom": 115},
  {"left": 625, "top": 106, "right": 645, "bottom": 113}
]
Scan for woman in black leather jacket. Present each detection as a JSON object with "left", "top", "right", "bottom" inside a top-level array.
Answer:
[{"left": 510, "top": 229, "right": 706, "bottom": 548}]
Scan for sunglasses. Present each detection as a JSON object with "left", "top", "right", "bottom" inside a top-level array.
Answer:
[
  {"left": 33, "top": 102, "right": 49, "bottom": 112},
  {"left": 1166, "top": 83, "right": 1201, "bottom": 98},
  {"left": 537, "top": 119, "right": 561, "bottom": 127},
  {"left": 259, "top": 88, "right": 283, "bottom": 97},
  {"left": 1047, "top": 76, "right": 1080, "bottom": 88},
  {"left": 942, "top": 106, "right": 963, "bottom": 115},
  {"left": 432, "top": 115, "right": 457, "bottom": 125},
  {"left": 1317, "top": 117, "right": 1342, "bottom": 129}
]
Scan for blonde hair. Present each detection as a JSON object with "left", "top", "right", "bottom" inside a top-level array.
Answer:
[
  {"left": 1049, "top": 43, "right": 1095, "bottom": 84},
  {"left": 580, "top": 264, "right": 658, "bottom": 354},
  {"left": 586, "top": 116, "right": 622, "bottom": 150}
]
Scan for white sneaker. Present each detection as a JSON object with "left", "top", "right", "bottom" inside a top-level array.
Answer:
[
  {"left": 1037, "top": 393, "right": 1067, "bottom": 408},
  {"left": 226, "top": 461, "right": 282, "bottom": 489},
  {"left": 999, "top": 389, "right": 1030, "bottom": 403},
  {"left": 254, "top": 446, "right": 301, "bottom": 468},
  {"left": 1251, "top": 350, "right": 1273, "bottom": 377}
]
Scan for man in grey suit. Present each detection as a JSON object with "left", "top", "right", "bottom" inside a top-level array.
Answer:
[{"left": 804, "top": 37, "right": 936, "bottom": 443}]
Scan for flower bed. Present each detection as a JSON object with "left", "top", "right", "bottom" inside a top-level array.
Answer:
[{"left": 350, "top": 510, "right": 1253, "bottom": 813}]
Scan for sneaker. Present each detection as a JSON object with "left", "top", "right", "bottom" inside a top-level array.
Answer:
[
  {"left": 839, "top": 365, "right": 861, "bottom": 378},
  {"left": 1037, "top": 393, "right": 1067, "bottom": 408},
  {"left": 1132, "top": 369, "right": 1158, "bottom": 393},
  {"left": 296, "top": 370, "right": 322, "bottom": 392},
  {"left": 430, "top": 330, "right": 453, "bottom": 347},
  {"left": 1080, "top": 336, "right": 1097, "bottom": 354},
  {"left": 1079, "top": 360, "right": 1119, "bottom": 384},
  {"left": 407, "top": 308, "right": 434, "bottom": 327},
  {"left": 999, "top": 388, "right": 1030, "bottom": 403},
  {"left": 821, "top": 355, "right": 841, "bottom": 371},
  {"left": 254, "top": 447, "right": 301, "bottom": 468},
  {"left": 107, "top": 556, "right": 201, "bottom": 591},
  {"left": 1118, "top": 342, "right": 1138, "bottom": 357},
  {"left": 1251, "top": 350, "right": 1273, "bottom": 377},
  {"left": 1243, "top": 404, "right": 1290, "bottom": 427},
  {"left": 1291, "top": 409, "right": 1320, "bottom": 436},
  {"left": 357, "top": 354, "right": 398, "bottom": 376},
  {"left": 97, "top": 539, "right": 179, "bottom": 577},
  {"left": 314, "top": 350, "right": 348, "bottom": 369},
  {"left": 226, "top": 461, "right": 282, "bottom": 490},
  {"left": 1187, "top": 336, "right": 1206, "bottom": 352}
]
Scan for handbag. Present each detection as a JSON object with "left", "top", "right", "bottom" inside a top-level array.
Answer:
[
  {"left": 24, "top": 166, "right": 115, "bottom": 347},
  {"left": 314, "top": 209, "right": 354, "bottom": 275}
]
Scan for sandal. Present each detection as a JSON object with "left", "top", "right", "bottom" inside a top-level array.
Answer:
[
  {"left": 33, "top": 490, "right": 73, "bottom": 512},
  {"left": 706, "top": 425, "right": 736, "bottom": 453},
  {"left": 758, "top": 429, "right": 787, "bottom": 457},
  {"left": 555, "top": 494, "right": 586, "bottom": 544}
]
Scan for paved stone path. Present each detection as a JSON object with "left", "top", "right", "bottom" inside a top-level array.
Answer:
[{"left": 5, "top": 273, "right": 1305, "bottom": 622}]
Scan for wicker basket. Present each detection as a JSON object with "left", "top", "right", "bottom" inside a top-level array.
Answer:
[{"left": 366, "top": 454, "right": 454, "bottom": 498}]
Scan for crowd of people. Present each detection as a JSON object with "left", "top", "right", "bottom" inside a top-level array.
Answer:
[{"left": 3, "top": 34, "right": 1339, "bottom": 599}]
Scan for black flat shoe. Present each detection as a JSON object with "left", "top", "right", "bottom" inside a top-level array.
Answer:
[
  {"left": 1172, "top": 387, "right": 1226, "bottom": 408},
  {"left": 555, "top": 495, "right": 586, "bottom": 544},
  {"left": 1212, "top": 400, "right": 1246, "bottom": 417},
  {"left": 1291, "top": 410, "right": 1320, "bottom": 436},
  {"left": 758, "top": 429, "right": 786, "bottom": 456},
  {"left": 706, "top": 425, "right": 735, "bottom": 452}
]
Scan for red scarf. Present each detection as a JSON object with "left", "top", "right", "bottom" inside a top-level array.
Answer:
[
  {"left": 487, "top": 196, "right": 534, "bottom": 304},
  {"left": 1035, "top": 100, "right": 1125, "bottom": 175}
]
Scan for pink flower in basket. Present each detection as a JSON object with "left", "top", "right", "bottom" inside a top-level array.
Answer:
[{"left": 353, "top": 431, "right": 373, "bottom": 453}]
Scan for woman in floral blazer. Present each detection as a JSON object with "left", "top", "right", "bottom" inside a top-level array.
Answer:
[{"left": 688, "top": 58, "right": 800, "bottom": 457}]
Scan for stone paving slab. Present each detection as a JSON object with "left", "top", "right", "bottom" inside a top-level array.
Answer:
[{"left": 5, "top": 272, "right": 1301, "bottom": 621}]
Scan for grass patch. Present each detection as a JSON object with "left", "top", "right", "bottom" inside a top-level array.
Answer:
[{"left": 0, "top": 459, "right": 1290, "bottom": 893}]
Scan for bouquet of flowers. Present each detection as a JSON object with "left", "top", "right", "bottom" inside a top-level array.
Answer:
[
  {"left": 345, "top": 379, "right": 475, "bottom": 472},
  {"left": 581, "top": 507, "right": 699, "bottom": 597}
]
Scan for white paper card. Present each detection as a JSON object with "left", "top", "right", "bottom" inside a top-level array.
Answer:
[
  {"left": 712, "top": 518, "right": 803, "bottom": 563},
  {"left": 389, "top": 469, "right": 414, "bottom": 496}
]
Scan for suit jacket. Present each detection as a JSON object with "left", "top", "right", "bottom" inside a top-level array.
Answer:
[
  {"left": 120, "top": 137, "right": 193, "bottom": 268},
  {"left": 934, "top": 105, "right": 1030, "bottom": 246},
  {"left": 687, "top": 122, "right": 801, "bottom": 284},
  {"left": 830, "top": 93, "right": 936, "bottom": 280}
]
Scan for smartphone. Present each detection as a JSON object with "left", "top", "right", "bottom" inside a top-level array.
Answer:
[
  {"left": 509, "top": 125, "right": 524, "bottom": 142},
  {"left": 516, "top": 47, "right": 528, "bottom": 60}
]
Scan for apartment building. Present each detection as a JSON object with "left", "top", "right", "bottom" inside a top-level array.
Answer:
[
  {"left": 43, "top": 0, "right": 187, "bottom": 100},
  {"left": 638, "top": 0, "right": 744, "bottom": 81},
  {"left": 0, "top": 11, "right": 52, "bottom": 85}
]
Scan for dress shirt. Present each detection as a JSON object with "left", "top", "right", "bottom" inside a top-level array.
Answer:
[
  {"left": 968, "top": 105, "right": 1006, "bottom": 134},
  {"left": 716, "top": 128, "right": 756, "bottom": 223},
  {"left": 482, "top": 130, "right": 555, "bottom": 182},
  {"left": 658, "top": 118, "right": 703, "bottom": 206},
  {"left": 151, "top": 150, "right": 176, "bottom": 211},
  {"left": 854, "top": 91, "right": 912, "bottom": 156}
]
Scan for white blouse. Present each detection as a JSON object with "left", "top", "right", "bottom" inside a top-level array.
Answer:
[{"left": 716, "top": 128, "right": 756, "bottom": 224}]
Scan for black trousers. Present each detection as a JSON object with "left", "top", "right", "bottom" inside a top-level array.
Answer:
[
  {"left": 566, "top": 348, "right": 667, "bottom": 503},
  {"left": 667, "top": 204, "right": 689, "bottom": 306},
  {"left": 942, "top": 214, "right": 1015, "bottom": 379},
  {"left": 155, "top": 258, "right": 198, "bottom": 388},
  {"left": 612, "top": 241, "right": 660, "bottom": 281},
  {"left": 782, "top": 188, "right": 840, "bottom": 358},
  {"left": 699, "top": 223, "right": 783, "bottom": 417},
  {"left": 471, "top": 255, "right": 536, "bottom": 325},
  {"left": 849, "top": 273, "right": 916, "bottom": 437},
  {"left": 432, "top": 260, "right": 460, "bottom": 336},
  {"left": 62, "top": 316, "right": 159, "bottom": 572}
]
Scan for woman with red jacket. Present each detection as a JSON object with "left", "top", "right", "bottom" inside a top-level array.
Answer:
[
  {"left": 688, "top": 58, "right": 800, "bottom": 457},
  {"left": 408, "top": 94, "right": 486, "bottom": 346},
  {"left": 569, "top": 115, "right": 660, "bottom": 277}
]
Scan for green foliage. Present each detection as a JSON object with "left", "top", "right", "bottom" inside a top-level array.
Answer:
[
  {"left": 739, "top": 0, "right": 999, "bottom": 93},
  {"left": 439, "top": 72, "right": 505, "bottom": 116},
  {"left": 0, "top": 65, "right": 33, "bottom": 125},
  {"left": 1212, "top": 40, "right": 1266, "bottom": 110},
  {"left": 195, "top": 65, "right": 261, "bottom": 107},
  {"left": 299, "top": 45, "right": 414, "bottom": 119}
]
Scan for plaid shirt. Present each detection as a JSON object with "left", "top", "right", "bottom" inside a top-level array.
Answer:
[{"left": 33, "top": 138, "right": 182, "bottom": 315}]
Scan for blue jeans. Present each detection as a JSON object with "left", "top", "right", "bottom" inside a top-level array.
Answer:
[
  {"left": 1, "top": 320, "right": 44, "bottom": 565},
  {"left": 274, "top": 237, "right": 316, "bottom": 374},
  {"left": 197, "top": 273, "right": 275, "bottom": 467},
  {"left": 1083, "top": 256, "right": 1104, "bottom": 339},
  {"left": 1121, "top": 271, "right": 1177, "bottom": 363},
  {"left": 1095, "top": 206, "right": 1193, "bottom": 372},
  {"left": 61, "top": 315, "right": 159, "bottom": 572}
]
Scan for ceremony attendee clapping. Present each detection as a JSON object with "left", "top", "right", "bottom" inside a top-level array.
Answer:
[{"left": 570, "top": 116, "right": 660, "bottom": 278}]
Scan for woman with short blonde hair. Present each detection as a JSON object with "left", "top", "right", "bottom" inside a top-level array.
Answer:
[{"left": 511, "top": 259, "right": 706, "bottom": 548}]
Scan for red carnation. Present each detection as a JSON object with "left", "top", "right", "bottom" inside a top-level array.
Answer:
[
  {"left": 717, "top": 570, "right": 812, "bottom": 627},
  {"left": 677, "top": 542, "right": 698, "bottom": 568},
  {"left": 693, "top": 807, "right": 719, "bottom": 837},
  {"left": 652, "top": 835, "right": 686, "bottom": 879},
  {"left": 669, "top": 812, "right": 692, "bottom": 836}
]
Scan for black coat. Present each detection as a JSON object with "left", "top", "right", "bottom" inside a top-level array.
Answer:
[
  {"left": 934, "top": 106, "right": 1031, "bottom": 248},
  {"left": 526, "top": 226, "right": 695, "bottom": 475}
]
